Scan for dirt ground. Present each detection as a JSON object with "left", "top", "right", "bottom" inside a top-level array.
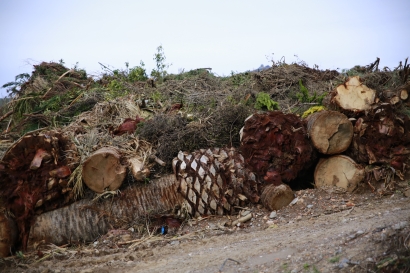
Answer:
[{"left": 1, "top": 185, "right": 410, "bottom": 273}]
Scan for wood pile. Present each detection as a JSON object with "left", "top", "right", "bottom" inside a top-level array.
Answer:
[{"left": 1, "top": 61, "right": 409, "bottom": 257}]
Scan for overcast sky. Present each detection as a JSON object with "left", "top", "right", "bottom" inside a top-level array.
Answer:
[{"left": 1, "top": 0, "right": 409, "bottom": 97}]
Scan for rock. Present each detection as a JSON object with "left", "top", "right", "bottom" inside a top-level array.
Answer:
[
  {"left": 338, "top": 258, "right": 350, "bottom": 268},
  {"left": 307, "top": 204, "right": 313, "bottom": 209},
  {"left": 404, "top": 189, "right": 410, "bottom": 197},
  {"left": 269, "top": 211, "right": 277, "bottom": 219},
  {"left": 393, "top": 221, "right": 408, "bottom": 230}
]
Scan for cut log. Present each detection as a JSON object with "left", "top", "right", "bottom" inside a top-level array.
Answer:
[
  {"left": 260, "top": 184, "right": 294, "bottom": 211},
  {"left": 306, "top": 110, "right": 353, "bottom": 154},
  {"left": 172, "top": 148, "right": 261, "bottom": 217},
  {"left": 314, "top": 155, "right": 365, "bottom": 192},
  {"left": 325, "top": 76, "right": 376, "bottom": 113},
  {"left": 381, "top": 87, "right": 409, "bottom": 105},
  {"left": 0, "top": 213, "right": 17, "bottom": 257},
  {"left": 240, "top": 111, "right": 314, "bottom": 185},
  {"left": 28, "top": 175, "right": 183, "bottom": 248},
  {"left": 0, "top": 130, "right": 78, "bottom": 250},
  {"left": 82, "top": 147, "right": 127, "bottom": 193}
]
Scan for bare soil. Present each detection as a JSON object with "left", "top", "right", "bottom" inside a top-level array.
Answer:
[{"left": 1, "top": 186, "right": 410, "bottom": 273}]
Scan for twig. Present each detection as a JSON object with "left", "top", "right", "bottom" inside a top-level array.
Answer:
[
  {"left": 344, "top": 207, "right": 354, "bottom": 216},
  {"left": 0, "top": 110, "right": 13, "bottom": 122},
  {"left": 219, "top": 258, "right": 240, "bottom": 272},
  {"left": 42, "top": 69, "right": 74, "bottom": 99}
]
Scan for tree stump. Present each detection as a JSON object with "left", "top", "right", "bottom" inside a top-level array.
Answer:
[
  {"left": 260, "top": 184, "right": 294, "bottom": 211},
  {"left": 314, "top": 155, "right": 365, "bottom": 192},
  {"left": 306, "top": 110, "right": 353, "bottom": 154},
  {"left": 82, "top": 147, "right": 127, "bottom": 193}
]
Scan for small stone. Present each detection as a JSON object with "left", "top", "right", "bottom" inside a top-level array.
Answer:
[
  {"left": 269, "top": 211, "right": 277, "bottom": 219},
  {"left": 393, "top": 221, "right": 408, "bottom": 230},
  {"left": 290, "top": 197, "right": 299, "bottom": 205},
  {"left": 241, "top": 210, "right": 251, "bottom": 217},
  {"left": 307, "top": 204, "right": 313, "bottom": 209},
  {"left": 366, "top": 257, "right": 374, "bottom": 262},
  {"left": 338, "top": 258, "right": 350, "bottom": 269},
  {"left": 357, "top": 230, "right": 364, "bottom": 235},
  {"left": 404, "top": 189, "right": 410, "bottom": 197},
  {"left": 170, "top": 241, "right": 180, "bottom": 246}
]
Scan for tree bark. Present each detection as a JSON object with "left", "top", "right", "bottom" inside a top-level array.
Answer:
[
  {"left": 82, "top": 147, "right": 127, "bottom": 193},
  {"left": 0, "top": 213, "right": 17, "bottom": 258},
  {"left": 240, "top": 111, "right": 314, "bottom": 185},
  {"left": 28, "top": 175, "right": 183, "bottom": 248},
  {"left": 306, "top": 110, "right": 353, "bottom": 155},
  {"left": 347, "top": 104, "right": 410, "bottom": 176},
  {"left": 314, "top": 155, "right": 365, "bottom": 192},
  {"left": 0, "top": 130, "right": 78, "bottom": 250},
  {"left": 172, "top": 148, "right": 260, "bottom": 217}
]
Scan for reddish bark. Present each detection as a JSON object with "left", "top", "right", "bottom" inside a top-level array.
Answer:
[
  {"left": 348, "top": 104, "right": 410, "bottom": 173},
  {"left": 0, "top": 130, "right": 78, "bottom": 250},
  {"left": 240, "top": 111, "right": 314, "bottom": 185}
]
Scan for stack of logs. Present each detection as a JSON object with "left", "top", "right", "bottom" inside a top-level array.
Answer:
[{"left": 1, "top": 76, "right": 409, "bottom": 257}]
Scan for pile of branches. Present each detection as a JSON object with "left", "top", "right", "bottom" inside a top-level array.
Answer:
[{"left": 0, "top": 57, "right": 409, "bottom": 256}]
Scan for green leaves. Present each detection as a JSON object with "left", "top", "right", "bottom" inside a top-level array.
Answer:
[
  {"left": 297, "top": 79, "right": 325, "bottom": 104},
  {"left": 255, "top": 92, "right": 279, "bottom": 111},
  {"left": 151, "top": 45, "right": 171, "bottom": 82}
]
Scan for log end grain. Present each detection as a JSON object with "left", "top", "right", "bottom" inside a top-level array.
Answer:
[
  {"left": 332, "top": 76, "right": 376, "bottom": 112},
  {"left": 82, "top": 147, "right": 127, "bottom": 193},
  {"left": 314, "top": 155, "right": 364, "bottom": 192},
  {"left": 261, "top": 184, "right": 295, "bottom": 211},
  {"left": 307, "top": 111, "right": 353, "bottom": 155}
]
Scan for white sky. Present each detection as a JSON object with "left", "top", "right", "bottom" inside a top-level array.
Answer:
[{"left": 1, "top": 0, "right": 409, "bottom": 97}]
